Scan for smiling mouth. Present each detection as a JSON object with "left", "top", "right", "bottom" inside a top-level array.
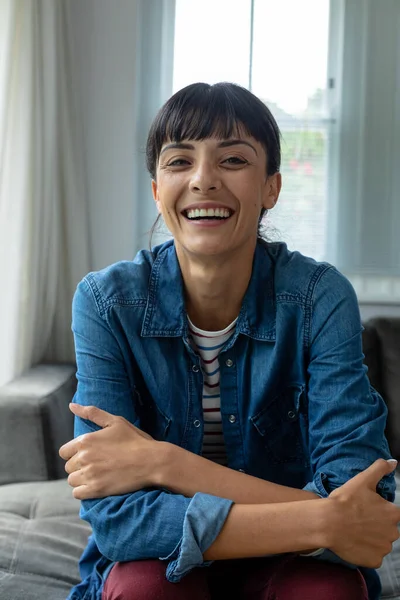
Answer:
[{"left": 184, "top": 208, "right": 233, "bottom": 220}]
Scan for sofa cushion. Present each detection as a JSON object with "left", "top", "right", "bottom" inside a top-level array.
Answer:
[
  {"left": 0, "top": 364, "right": 77, "bottom": 485},
  {"left": 370, "top": 318, "right": 400, "bottom": 462},
  {"left": 0, "top": 479, "right": 90, "bottom": 600},
  {"left": 379, "top": 472, "right": 400, "bottom": 599}
]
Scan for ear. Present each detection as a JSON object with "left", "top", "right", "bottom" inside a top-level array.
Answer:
[
  {"left": 151, "top": 180, "right": 162, "bottom": 213},
  {"left": 262, "top": 172, "right": 282, "bottom": 210}
]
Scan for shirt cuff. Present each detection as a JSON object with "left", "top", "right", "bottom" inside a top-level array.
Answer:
[
  {"left": 302, "top": 473, "right": 329, "bottom": 498},
  {"left": 160, "top": 492, "right": 234, "bottom": 582}
]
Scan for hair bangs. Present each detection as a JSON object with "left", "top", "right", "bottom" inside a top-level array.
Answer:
[
  {"left": 146, "top": 82, "right": 281, "bottom": 179},
  {"left": 163, "top": 91, "right": 249, "bottom": 145}
]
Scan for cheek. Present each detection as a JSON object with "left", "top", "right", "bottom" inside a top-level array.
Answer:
[
  {"left": 238, "top": 183, "right": 264, "bottom": 214},
  {"left": 156, "top": 174, "right": 186, "bottom": 210}
]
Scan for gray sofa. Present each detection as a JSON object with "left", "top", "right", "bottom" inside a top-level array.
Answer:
[
  {"left": 0, "top": 365, "right": 90, "bottom": 599},
  {"left": 0, "top": 319, "right": 399, "bottom": 600}
]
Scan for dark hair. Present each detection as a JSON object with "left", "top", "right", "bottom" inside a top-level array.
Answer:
[{"left": 146, "top": 82, "right": 281, "bottom": 245}]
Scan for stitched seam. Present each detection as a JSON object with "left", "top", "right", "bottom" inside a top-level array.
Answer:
[
  {"left": 276, "top": 292, "right": 307, "bottom": 304},
  {"left": 143, "top": 248, "right": 166, "bottom": 333},
  {"left": 104, "top": 298, "right": 147, "bottom": 308},
  {"left": 8, "top": 520, "right": 26, "bottom": 574},
  {"left": 303, "top": 264, "right": 332, "bottom": 355},
  {"left": 34, "top": 402, "right": 48, "bottom": 480},
  {"left": 84, "top": 275, "right": 105, "bottom": 315},
  {"left": 29, "top": 497, "right": 38, "bottom": 520},
  {"left": 0, "top": 567, "right": 78, "bottom": 587},
  {"left": 180, "top": 359, "right": 196, "bottom": 449}
]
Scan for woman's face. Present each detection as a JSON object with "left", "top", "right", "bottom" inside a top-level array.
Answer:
[{"left": 152, "top": 130, "right": 281, "bottom": 260}]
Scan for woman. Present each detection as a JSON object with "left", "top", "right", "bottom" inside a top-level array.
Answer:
[{"left": 60, "top": 82, "right": 399, "bottom": 600}]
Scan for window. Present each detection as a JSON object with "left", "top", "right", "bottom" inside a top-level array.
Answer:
[{"left": 173, "top": 0, "right": 332, "bottom": 261}]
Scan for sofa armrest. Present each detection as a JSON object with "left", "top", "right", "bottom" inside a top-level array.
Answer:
[
  {"left": 367, "top": 318, "right": 400, "bottom": 462},
  {"left": 0, "top": 364, "right": 77, "bottom": 485}
]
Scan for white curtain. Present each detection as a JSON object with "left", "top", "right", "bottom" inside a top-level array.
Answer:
[{"left": 0, "top": 0, "right": 91, "bottom": 386}]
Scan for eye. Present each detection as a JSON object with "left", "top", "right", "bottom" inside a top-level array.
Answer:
[
  {"left": 223, "top": 156, "right": 247, "bottom": 165},
  {"left": 167, "top": 158, "right": 191, "bottom": 167}
]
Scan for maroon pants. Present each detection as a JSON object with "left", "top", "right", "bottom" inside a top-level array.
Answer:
[{"left": 102, "top": 554, "right": 368, "bottom": 600}]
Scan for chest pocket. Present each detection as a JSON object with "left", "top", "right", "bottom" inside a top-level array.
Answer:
[
  {"left": 250, "top": 385, "right": 307, "bottom": 464},
  {"left": 133, "top": 387, "right": 171, "bottom": 441}
]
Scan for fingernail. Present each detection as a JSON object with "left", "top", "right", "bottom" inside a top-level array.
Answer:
[{"left": 387, "top": 459, "right": 398, "bottom": 464}]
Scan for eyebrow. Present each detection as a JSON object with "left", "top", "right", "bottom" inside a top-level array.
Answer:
[{"left": 160, "top": 139, "right": 258, "bottom": 156}]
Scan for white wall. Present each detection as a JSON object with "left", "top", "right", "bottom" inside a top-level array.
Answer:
[
  {"left": 66, "top": 0, "right": 175, "bottom": 272},
  {"left": 67, "top": 0, "right": 142, "bottom": 272}
]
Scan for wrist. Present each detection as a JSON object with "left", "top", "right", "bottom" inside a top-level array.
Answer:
[
  {"left": 152, "top": 441, "right": 176, "bottom": 488},
  {"left": 316, "top": 497, "right": 342, "bottom": 550},
  {"left": 310, "top": 498, "right": 335, "bottom": 550}
]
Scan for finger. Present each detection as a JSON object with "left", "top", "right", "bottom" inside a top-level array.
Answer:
[
  {"left": 65, "top": 455, "right": 80, "bottom": 475},
  {"left": 67, "top": 470, "right": 83, "bottom": 488},
  {"left": 59, "top": 440, "right": 79, "bottom": 460},
  {"left": 69, "top": 403, "right": 114, "bottom": 428},
  {"left": 72, "top": 485, "right": 91, "bottom": 500},
  {"left": 349, "top": 459, "right": 397, "bottom": 490}
]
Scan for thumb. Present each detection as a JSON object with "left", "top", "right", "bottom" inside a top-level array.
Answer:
[
  {"left": 69, "top": 403, "right": 114, "bottom": 429},
  {"left": 350, "top": 458, "right": 397, "bottom": 490}
]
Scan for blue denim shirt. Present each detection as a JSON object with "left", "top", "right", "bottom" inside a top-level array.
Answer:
[{"left": 67, "top": 240, "right": 395, "bottom": 600}]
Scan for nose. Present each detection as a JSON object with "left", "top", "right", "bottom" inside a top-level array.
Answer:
[{"left": 189, "top": 163, "right": 221, "bottom": 194}]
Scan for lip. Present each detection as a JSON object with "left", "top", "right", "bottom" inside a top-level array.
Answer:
[{"left": 184, "top": 217, "right": 231, "bottom": 228}]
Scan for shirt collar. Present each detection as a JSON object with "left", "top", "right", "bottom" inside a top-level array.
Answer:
[{"left": 141, "top": 240, "right": 276, "bottom": 341}]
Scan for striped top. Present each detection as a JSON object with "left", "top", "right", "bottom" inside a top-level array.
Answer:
[{"left": 188, "top": 317, "right": 237, "bottom": 466}]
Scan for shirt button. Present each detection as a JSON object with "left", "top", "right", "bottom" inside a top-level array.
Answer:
[
  {"left": 192, "top": 365, "right": 200, "bottom": 373},
  {"left": 229, "top": 414, "right": 236, "bottom": 424},
  {"left": 287, "top": 410, "right": 296, "bottom": 420},
  {"left": 225, "top": 359, "right": 234, "bottom": 367},
  {"left": 193, "top": 419, "right": 201, "bottom": 428}
]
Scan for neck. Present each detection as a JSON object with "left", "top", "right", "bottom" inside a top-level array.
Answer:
[{"left": 176, "top": 242, "right": 256, "bottom": 331}]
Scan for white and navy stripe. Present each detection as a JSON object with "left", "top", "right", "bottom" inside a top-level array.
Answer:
[{"left": 188, "top": 317, "right": 237, "bottom": 466}]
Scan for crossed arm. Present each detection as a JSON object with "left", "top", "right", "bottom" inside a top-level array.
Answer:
[
  {"left": 61, "top": 402, "right": 319, "bottom": 505},
  {"left": 59, "top": 402, "right": 399, "bottom": 566}
]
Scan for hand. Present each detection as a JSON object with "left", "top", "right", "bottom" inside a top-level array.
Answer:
[
  {"left": 325, "top": 459, "right": 400, "bottom": 568},
  {"left": 59, "top": 403, "right": 160, "bottom": 500}
]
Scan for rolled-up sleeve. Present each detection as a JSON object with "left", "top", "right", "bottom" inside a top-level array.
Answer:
[
  {"left": 161, "top": 492, "right": 233, "bottom": 581},
  {"left": 302, "top": 266, "right": 396, "bottom": 503},
  {"left": 300, "top": 266, "right": 396, "bottom": 571},
  {"left": 72, "top": 277, "right": 233, "bottom": 581},
  {"left": 79, "top": 489, "right": 233, "bottom": 581}
]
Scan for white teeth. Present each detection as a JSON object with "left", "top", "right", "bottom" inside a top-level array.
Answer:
[{"left": 185, "top": 208, "right": 231, "bottom": 219}]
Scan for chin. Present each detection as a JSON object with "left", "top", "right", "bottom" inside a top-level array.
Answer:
[{"left": 182, "top": 240, "right": 229, "bottom": 258}]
